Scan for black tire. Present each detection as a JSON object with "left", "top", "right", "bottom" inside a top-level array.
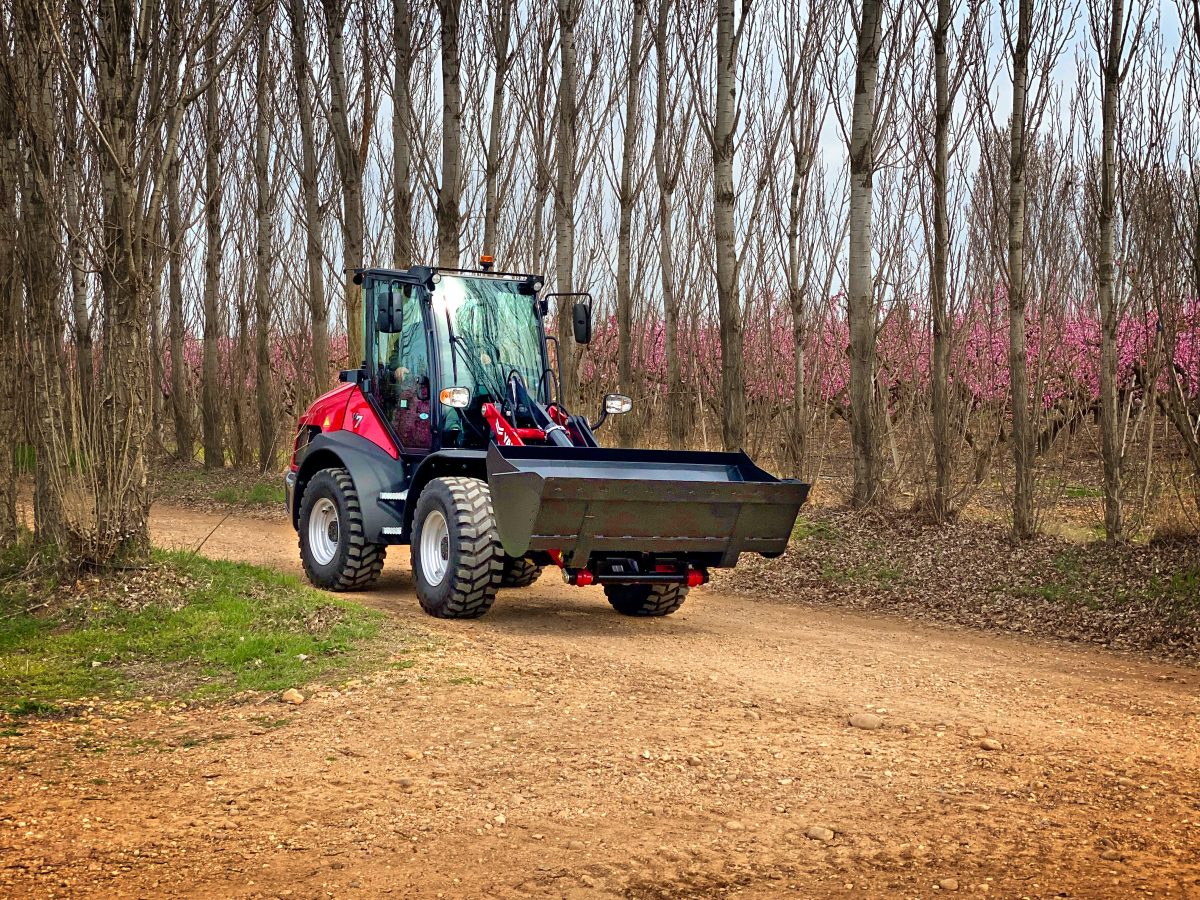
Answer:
[
  {"left": 604, "top": 583, "right": 689, "bottom": 617},
  {"left": 410, "top": 477, "right": 504, "bottom": 619},
  {"left": 298, "top": 467, "right": 386, "bottom": 591},
  {"left": 500, "top": 556, "right": 543, "bottom": 589}
]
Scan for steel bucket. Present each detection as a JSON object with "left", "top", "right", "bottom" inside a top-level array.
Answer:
[{"left": 486, "top": 444, "right": 810, "bottom": 568}]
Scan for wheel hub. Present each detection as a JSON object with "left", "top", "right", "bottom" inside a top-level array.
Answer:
[
  {"left": 308, "top": 498, "right": 340, "bottom": 566},
  {"left": 420, "top": 509, "right": 450, "bottom": 586}
]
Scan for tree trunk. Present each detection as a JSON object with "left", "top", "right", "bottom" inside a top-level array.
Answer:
[
  {"left": 254, "top": 1, "right": 276, "bottom": 472},
  {"left": 64, "top": 153, "right": 93, "bottom": 428},
  {"left": 555, "top": 0, "right": 579, "bottom": 408},
  {"left": 930, "top": 0, "right": 952, "bottom": 521},
  {"left": 1096, "top": 0, "right": 1126, "bottom": 542},
  {"left": 847, "top": 0, "right": 883, "bottom": 506},
  {"left": 324, "top": 0, "right": 365, "bottom": 367},
  {"left": 0, "top": 68, "right": 18, "bottom": 543},
  {"left": 63, "top": 5, "right": 93, "bottom": 428},
  {"left": 13, "top": 1, "right": 71, "bottom": 550},
  {"left": 393, "top": 0, "right": 414, "bottom": 268},
  {"left": 652, "top": 0, "right": 684, "bottom": 450},
  {"left": 437, "top": 0, "right": 463, "bottom": 267},
  {"left": 201, "top": 17, "right": 225, "bottom": 469},
  {"left": 289, "top": 0, "right": 330, "bottom": 399},
  {"left": 482, "top": 0, "right": 514, "bottom": 259},
  {"left": 615, "top": 1, "right": 646, "bottom": 448},
  {"left": 713, "top": 0, "right": 745, "bottom": 452},
  {"left": 93, "top": 0, "right": 158, "bottom": 561},
  {"left": 166, "top": 154, "right": 193, "bottom": 462},
  {"left": 1008, "top": 0, "right": 1034, "bottom": 540}
]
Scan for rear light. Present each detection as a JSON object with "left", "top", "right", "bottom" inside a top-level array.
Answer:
[{"left": 686, "top": 570, "right": 707, "bottom": 588}]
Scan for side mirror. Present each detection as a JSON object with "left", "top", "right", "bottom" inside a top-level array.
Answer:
[
  {"left": 572, "top": 299, "right": 592, "bottom": 344},
  {"left": 376, "top": 285, "right": 404, "bottom": 333},
  {"left": 604, "top": 394, "right": 632, "bottom": 415},
  {"left": 590, "top": 393, "right": 632, "bottom": 431}
]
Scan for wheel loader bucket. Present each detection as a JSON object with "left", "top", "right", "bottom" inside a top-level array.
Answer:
[{"left": 485, "top": 444, "right": 810, "bottom": 568}]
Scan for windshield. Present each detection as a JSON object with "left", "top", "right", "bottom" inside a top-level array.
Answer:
[{"left": 431, "top": 275, "right": 548, "bottom": 436}]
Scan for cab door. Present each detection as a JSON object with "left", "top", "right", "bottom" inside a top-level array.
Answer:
[{"left": 367, "top": 279, "right": 433, "bottom": 452}]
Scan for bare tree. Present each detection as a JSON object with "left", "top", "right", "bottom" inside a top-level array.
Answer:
[
  {"left": 7, "top": 0, "right": 72, "bottom": 549},
  {"left": 202, "top": 0, "right": 225, "bottom": 468},
  {"left": 166, "top": 150, "right": 194, "bottom": 461},
  {"left": 1006, "top": 0, "right": 1035, "bottom": 539},
  {"left": 0, "top": 40, "right": 17, "bottom": 543},
  {"left": 323, "top": 0, "right": 369, "bottom": 366},
  {"left": 1086, "top": 0, "right": 1147, "bottom": 541},
  {"left": 393, "top": 0, "right": 415, "bottom": 267},
  {"left": 84, "top": 0, "right": 213, "bottom": 558},
  {"left": 481, "top": 0, "right": 515, "bottom": 259},
  {"left": 288, "top": 0, "right": 331, "bottom": 399},
  {"left": 780, "top": 0, "right": 834, "bottom": 479},
  {"left": 847, "top": 0, "right": 883, "bottom": 506},
  {"left": 615, "top": 0, "right": 647, "bottom": 447},
  {"left": 651, "top": 0, "right": 688, "bottom": 450},
  {"left": 713, "top": 0, "right": 748, "bottom": 452},
  {"left": 254, "top": 0, "right": 277, "bottom": 471},
  {"left": 555, "top": 0, "right": 580, "bottom": 406},
  {"left": 437, "top": 0, "right": 463, "bottom": 266}
]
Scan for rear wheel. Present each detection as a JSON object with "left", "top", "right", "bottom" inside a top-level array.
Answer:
[
  {"left": 500, "top": 556, "right": 542, "bottom": 589},
  {"left": 604, "top": 583, "right": 689, "bottom": 617},
  {"left": 411, "top": 477, "right": 504, "bottom": 618},
  {"left": 298, "top": 467, "right": 385, "bottom": 591}
]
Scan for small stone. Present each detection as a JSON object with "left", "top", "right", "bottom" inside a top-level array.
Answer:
[
  {"left": 397, "top": 777, "right": 415, "bottom": 790},
  {"left": 849, "top": 713, "right": 883, "bottom": 731},
  {"left": 724, "top": 820, "right": 745, "bottom": 831},
  {"left": 806, "top": 825, "right": 835, "bottom": 842},
  {"left": 939, "top": 878, "right": 959, "bottom": 891},
  {"left": 567, "top": 840, "right": 585, "bottom": 850},
  {"left": 280, "top": 689, "right": 305, "bottom": 705},
  {"left": 494, "top": 814, "right": 506, "bottom": 826},
  {"left": 687, "top": 756, "right": 702, "bottom": 767},
  {"left": 744, "top": 709, "right": 760, "bottom": 720},
  {"left": 979, "top": 738, "right": 1002, "bottom": 751},
  {"left": 403, "top": 748, "right": 423, "bottom": 760},
  {"left": 1100, "top": 849, "right": 1123, "bottom": 862},
  {"left": 967, "top": 726, "right": 988, "bottom": 739}
]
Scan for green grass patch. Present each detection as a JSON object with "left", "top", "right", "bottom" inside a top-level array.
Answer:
[
  {"left": 0, "top": 550, "right": 387, "bottom": 710},
  {"left": 1064, "top": 484, "right": 1104, "bottom": 500},
  {"left": 793, "top": 518, "right": 842, "bottom": 542},
  {"left": 213, "top": 482, "right": 286, "bottom": 507}
]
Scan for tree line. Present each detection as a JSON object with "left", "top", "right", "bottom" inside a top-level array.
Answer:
[{"left": 0, "top": 0, "right": 1198, "bottom": 568}]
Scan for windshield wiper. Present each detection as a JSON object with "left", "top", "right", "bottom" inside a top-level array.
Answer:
[{"left": 443, "top": 308, "right": 462, "bottom": 384}]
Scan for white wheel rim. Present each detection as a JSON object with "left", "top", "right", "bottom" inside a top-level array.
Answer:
[
  {"left": 420, "top": 509, "right": 450, "bottom": 586},
  {"left": 308, "top": 497, "right": 339, "bottom": 566}
]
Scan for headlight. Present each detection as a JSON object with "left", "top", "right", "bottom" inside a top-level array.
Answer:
[
  {"left": 604, "top": 394, "right": 632, "bottom": 415},
  {"left": 439, "top": 387, "right": 470, "bottom": 409}
]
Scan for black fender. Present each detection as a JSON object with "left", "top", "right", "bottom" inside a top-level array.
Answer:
[
  {"left": 401, "top": 450, "right": 487, "bottom": 537},
  {"left": 291, "top": 431, "right": 408, "bottom": 543}
]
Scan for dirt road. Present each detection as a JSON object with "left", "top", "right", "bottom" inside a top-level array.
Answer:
[{"left": 2, "top": 504, "right": 1199, "bottom": 898}]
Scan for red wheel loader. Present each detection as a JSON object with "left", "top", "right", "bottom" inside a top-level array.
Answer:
[{"left": 285, "top": 263, "right": 809, "bottom": 618}]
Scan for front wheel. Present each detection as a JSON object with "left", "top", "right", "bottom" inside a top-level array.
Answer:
[
  {"left": 298, "top": 467, "right": 386, "bottom": 591},
  {"left": 411, "top": 477, "right": 504, "bottom": 618},
  {"left": 604, "top": 583, "right": 689, "bottom": 617}
]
